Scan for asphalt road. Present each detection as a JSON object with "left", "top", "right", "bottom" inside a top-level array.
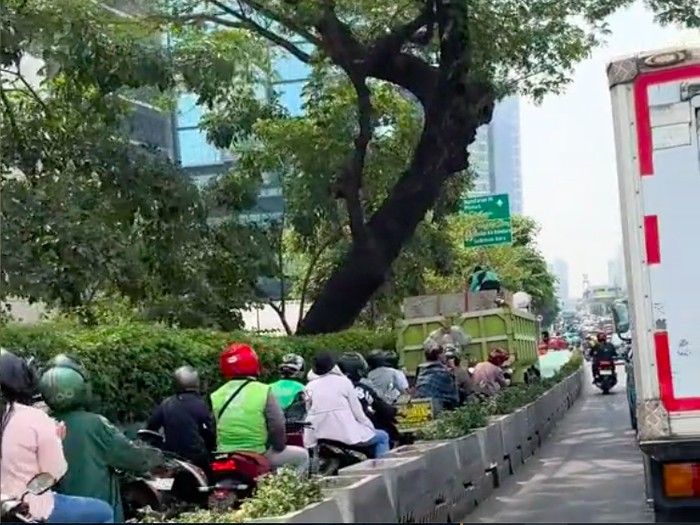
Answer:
[{"left": 467, "top": 366, "right": 654, "bottom": 523}]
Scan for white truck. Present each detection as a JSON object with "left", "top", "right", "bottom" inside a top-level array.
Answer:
[{"left": 608, "top": 46, "right": 700, "bottom": 518}]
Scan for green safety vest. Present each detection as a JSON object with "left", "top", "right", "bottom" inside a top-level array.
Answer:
[
  {"left": 269, "top": 379, "right": 305, "bottom": 410},
  {"left": 210, "top": 379, "right": 269, "bottom": 454}
]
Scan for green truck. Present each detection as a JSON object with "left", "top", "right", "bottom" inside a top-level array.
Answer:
[{"left": 397, "top": 305, "right": 540, "bottom": 383}]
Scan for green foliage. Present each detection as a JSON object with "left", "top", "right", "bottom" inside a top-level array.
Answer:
[
  {"left": 0, "top": 323, "right": 394, "bottom": 422},
  {"left": 155, "top": 468, "right": 323, "bottom": 523},
  {"left": 419, "top": 351, "right": 583, "bottom": 440}
]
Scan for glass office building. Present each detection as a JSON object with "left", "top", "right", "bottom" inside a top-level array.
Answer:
[
  {"left": 175, "top": 42, "right": 312, "bottom": 222},
  {"left": 467, "top": 96, "right": 522, "bottom": 214}
]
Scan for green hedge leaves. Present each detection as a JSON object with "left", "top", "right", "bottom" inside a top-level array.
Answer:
[{"left": 0, "top": 323, "right": 395, "bottom": 421}]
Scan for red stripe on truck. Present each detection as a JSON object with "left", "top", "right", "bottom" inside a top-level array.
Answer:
[
  {"left": 655, "top": 331, "right": 700, "bottom": 411},
  {"left": 643, "top": 215, "right": 660, "bottom": 265},
  {"left": 633, "top": 63, "right": 700, "bottom": 176}
]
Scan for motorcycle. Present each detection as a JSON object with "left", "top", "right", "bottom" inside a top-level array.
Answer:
[
  {"left": 594, "top": 359, "right": 618, "bottom": 394},
  {"left": 208, "top": 451, "right": 270, "bottom": 511},
  {"left": 121, "top": 429, "right": 210, "bottom": 521},
  {"left": 316, "top": 439, "right": 375, "bottom": 476},
  {"left": 1, "top": 472, "right": 56, "bottom": 523}
]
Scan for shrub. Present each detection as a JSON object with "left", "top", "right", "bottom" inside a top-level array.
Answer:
[
  {"left": 0, "top": 322, "right": 394, "bottom": 422},
  {"left": 157, "top": 469, "right": 323, "bottom": 523}
]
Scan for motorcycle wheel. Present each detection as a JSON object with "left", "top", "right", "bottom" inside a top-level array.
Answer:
[
  {"left": 207, "top": 490, "right": 239, "bottom": 512},
  {"left": 317, "top": 457, "right": 341, "bottom": 476}
]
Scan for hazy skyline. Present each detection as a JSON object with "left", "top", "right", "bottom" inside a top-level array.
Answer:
[{"left": 521, "top": 2, "right": 692, "bottom": 296}]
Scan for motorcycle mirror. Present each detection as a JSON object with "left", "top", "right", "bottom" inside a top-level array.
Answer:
[
  {"left": 25, "top": 472, "right": 55, "bottom": 496},
  {"left": 611, "top": 302, "right": 630, "bottom": 335},
  {"left": 136, "top": 429, "right": 164, "bottom": 448}
]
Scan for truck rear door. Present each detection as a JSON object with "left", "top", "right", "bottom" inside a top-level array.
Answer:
[{"left": 608, "top": 47, "right": 700, "bottom": 441}]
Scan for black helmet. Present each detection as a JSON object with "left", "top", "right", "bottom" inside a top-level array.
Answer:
[
  {"left": 384, "top": 351, "right": 400, "bottom": 369},
  {"left": 445, "top": 346, "right": 461, "bottom": 366},
  {"left": 279, "top": 354, "right": 305, "bottom": 378},
  {"left": 338, "top": 352, "right": 369, "bottom": 382},
  {"left": 173, "top": 366, "right": 200, "bottom": 394},
  {"left": 0, "top": 349, "right": 39, "bottom": 403},
  {"left": 366, "top": 349, "right": 387, "bottom": 370}
]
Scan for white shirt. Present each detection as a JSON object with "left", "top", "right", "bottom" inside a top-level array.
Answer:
[{"left": 303, "top": 367, "right": 376, "bottom": 446}]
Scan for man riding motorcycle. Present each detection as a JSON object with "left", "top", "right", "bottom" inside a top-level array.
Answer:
[
  {"left": 211, "top": 343, "right": 309, "bottom": 475},
  {"left": 39, "top": 354, "right": 162, "bottom": 523},
  {"left": 470, "top": 348, "right": 510, "bottom": 395},
  {"left": 590, "top": 332, "right": 618, "bottom": 382},
  {"left": 338, "top": 352, "right": 399, "bottom": 445},
  {"left": 414, "top": 341, "right": 460, "bottom": 413},
  {"left": 270, "top": 353, "right": 306, "bottom": 411},
  {"left": 365, "top": 349, "right": 409, "bottom": 404},
  {"left": 146, "top": 366, "right": 216, "bottom": 475},
  {"left": 445, "top": 347, "right": 475, "bottom": 403}
]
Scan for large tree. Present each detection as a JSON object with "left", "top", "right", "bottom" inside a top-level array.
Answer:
[{"left": 161, "top": 0, "right": 698, "bottom": 334}]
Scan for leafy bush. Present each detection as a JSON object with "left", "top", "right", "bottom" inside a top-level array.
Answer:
[
  {"left": 419, "top": 351, "right": 583, "bottom": 440},
  {"left": 0, "top": 322, "right": 394, "bottom": 422},
  {"left": 163, "top": 469, "right": 322, "bottom": 523}
]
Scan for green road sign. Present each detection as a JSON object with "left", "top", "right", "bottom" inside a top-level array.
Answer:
[{"left": 461, "top": 193, "right": 513, "bottom": 248}]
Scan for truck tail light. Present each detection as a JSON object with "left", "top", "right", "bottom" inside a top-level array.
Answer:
[{"left": 663, "top": 463, "right": 700, "bottom": 498}]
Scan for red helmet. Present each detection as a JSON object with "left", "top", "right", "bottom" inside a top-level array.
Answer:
[
  {"left": 488, "top": 348, "right": 509, "bottom": 367},
  {"left": 220, "top": 343, "right": 260, "bottom": 379}
]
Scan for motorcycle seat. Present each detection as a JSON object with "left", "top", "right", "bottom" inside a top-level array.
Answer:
[
  {"left": 212, "top": 451, "right": 271, "bottom": 477},
  {"left": 317, "top": 438, "right": 374, "bottom": 455}
]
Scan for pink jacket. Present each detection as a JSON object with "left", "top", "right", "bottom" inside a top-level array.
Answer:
[
  {"left": 471, "top": 362, "right": 508, "bottom": 395},
  {"left": 1, "top": 403, "right": 67, "bottom": 519}
]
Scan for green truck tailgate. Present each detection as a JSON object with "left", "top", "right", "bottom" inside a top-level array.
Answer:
[{"left": 397, "top": 307, "right": 539, "bottom": 382}]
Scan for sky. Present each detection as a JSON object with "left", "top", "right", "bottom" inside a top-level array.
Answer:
[{"left": 521, "top": 2, "right": 693, "bottom": 297}]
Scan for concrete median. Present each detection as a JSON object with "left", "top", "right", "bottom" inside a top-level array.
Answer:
[{"left": 260, "top": 368, "right": 584, "bottom": 523}]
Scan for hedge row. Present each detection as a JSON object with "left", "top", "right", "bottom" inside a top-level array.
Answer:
[{"left": 0, "top": 322, "right": 395, "bottom": 422}]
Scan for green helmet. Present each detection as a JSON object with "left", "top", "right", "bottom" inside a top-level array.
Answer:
[{"left": 40, "top": 357, "right": 92, "bottom": 412}]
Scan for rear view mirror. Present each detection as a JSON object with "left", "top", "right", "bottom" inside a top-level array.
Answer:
[
  {"left": 611, "top": 302, "right": 630, "bottom": 335},
  {"left": 26, "top": 472, "right": 55, "bottom": 495}
]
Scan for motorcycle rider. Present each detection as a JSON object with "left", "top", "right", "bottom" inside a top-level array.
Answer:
[
  {"left": 304, "top": 352, "right": 390, "bottom": 458},
  {"left": 471, "top": 348, "right": 510, "bottom": 395},
  {"left": 365, "top": 349, "right": 409, "bottom": 404},
  {"left": 211, "top": 343, "right": 309, "bottom": 475},
  {"left": 270, "top": 353, "right": 306, "bottom": 411},
  {"left": 414, "top": 341, "right": 460, "bottom": 413},
  {"left": 445, "top": 347, "right": 475, "bottom": 403},
  {"left": 39, "top": 354, "right": 162, "bottom": 523},
  {"left": 338, "top": 352, "right": 399, "bottom": 444},
  {"left": 1, "top": 349, "right": 115, "bottom": 523},
  {"left": 590, "top": 332, "right": 618, "bottom": 382},
  {"left": 146, "top": 366, "right": 216, "bottom": 474}
]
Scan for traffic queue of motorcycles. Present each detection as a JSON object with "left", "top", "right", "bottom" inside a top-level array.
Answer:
[{"left": 1, "top": 330, "right": 512, "bottom": 524}]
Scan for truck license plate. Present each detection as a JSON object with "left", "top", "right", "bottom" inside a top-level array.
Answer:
[
  {"left": 599, "top": 370, "right": 613, "bottom": 376},
  {"left": 147, "top": 477, "right": 175, "bottom": 491}
]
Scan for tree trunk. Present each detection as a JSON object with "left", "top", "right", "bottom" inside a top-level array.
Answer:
[{"left": 297, "top": 97, "right": 478, "bottom": 335}]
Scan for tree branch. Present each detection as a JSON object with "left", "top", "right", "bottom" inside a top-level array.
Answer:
[
  {"left": 370, "top": 3, "right": 436, "bottom": 61},
  {"left": 296, "top": 231, "right": 342, "bottom": 330},
  {"left": 171, "top": 11, "right": 313, "bottom": 63},
  {"left": 0, "top": 68, "right": 49, "bottom": 113},
  {"left": 333, "top": 73, "right": 372, "bottom": 241}
]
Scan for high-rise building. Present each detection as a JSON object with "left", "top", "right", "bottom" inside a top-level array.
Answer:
[
  {"left": 491, "top": 96, "right": 523, "bottom": 214},
  {"left": 175, "top": 42, "right": 312, "bottom": 222},
  {"left": 608, "top": 245, "right": 626, "bottom": 290},
  {"left": 467, "top": 96, "right": 522, "bottom": 213},
  {"left": 550, "top": 258, "right": 570, "bottom": 304}
]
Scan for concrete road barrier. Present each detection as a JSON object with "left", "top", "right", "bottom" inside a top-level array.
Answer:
[{"left": 259, "top": 367, "right": 584, "bottom": 523}]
